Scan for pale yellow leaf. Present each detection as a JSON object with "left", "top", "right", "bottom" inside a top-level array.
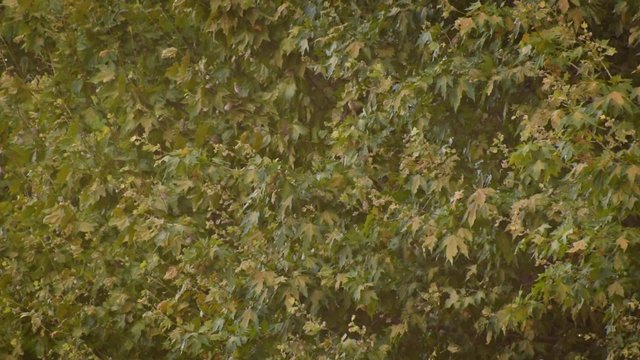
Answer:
[
  {"left": 627, "top": 165, "right": 640, "bottom": 184},
  {"left": 444, "top": 232, "right": 470, "bottom": 263},
  {"left": 457, "top": 227, "right": 473, "bottom": 241},
  {"left": 239, "top": 309, "right": 255, "bottom": 329},
  {"left": 567, "top": 239, "right": 587, "bottom": 253},
  {"left": 163, "top": 266, "right": 179, "bottom": 280},
  {"left": 303, "top": 320, "right": 324, "bottom": 336},
  {"left": 77, "top": 221, "right": 96, "bottom": 233},
  {"left": 43, "top": 207, "right": 66, "bottom": 226},
  {"left": 616, "top": 236, "right": 629, "bottom": 252},
  {"left": 161, "top": 47, "right": 178, "bottom": 59},
  {"left": 447, "top": 343, "right": 460, "bottom": 353},
  {"left": 455, "top": 17, "right": 474, "bottom": 36},
  {"left": 389, "top": 322, "right": 407, "bottom": 340},
  {"left": 608, "top": 91, "right": 625, "bottom": 107},
  {"left": 466, "top": 203, "right": 477, "bottom": 227},
  {"left": 346, "top": 41, "right": 364, "bottom": 58},
  {"left": 423, "top": 235, "right": 437, "bottom": 252},
  {"left": 607, "top": 281, "right": 624, "bottom": 297}
]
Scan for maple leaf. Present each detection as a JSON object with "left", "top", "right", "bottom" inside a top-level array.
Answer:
[
  {"left": 163, "top": 266, "right": 179, "bottom": 280},
  {"left": 558, "top": 0, "right": 569, "bottom": 13},
  {"left": 455, "top": 17, "right": 474, "bottom": 36},
  {"left": 567, "top": 240, "right": 587, "bottom": 253},
  {"left": 616, "top": 236, "right": 629, "bottom": 252},
  {"left": 607, "top": 91, "right": 625, "bottom": 108}
]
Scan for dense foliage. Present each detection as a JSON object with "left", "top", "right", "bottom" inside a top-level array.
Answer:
[{"left": 1, "top": 0, "right": 640, "bottom": 358}]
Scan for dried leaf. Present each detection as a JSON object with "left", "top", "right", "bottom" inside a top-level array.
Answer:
[
  {"left": 163, "top": 266, "right": 179, "bottom": 280},
  {"left": 616, "top": 236, "right": 629, "bottom": 252},
  {"left": 558, "top": 0, "right": 569, "bottom": 13},
  {"left": 161, "top": 47, "right": 178, "bottom": 59},
  {"left": 567, "top": 239, "right": 587, "bottom": 253}
]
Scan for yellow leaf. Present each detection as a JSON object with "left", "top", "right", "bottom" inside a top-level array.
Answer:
[
  {"left": 303, "top": 320, "right": 324, "bottom": 336},
  {"left": 616, "top": 236, "right": 629, "bottom": 252},
  {"left": 444, "top": 235, "right": 459, "bottom": 262},
  {"left": 239, "top": 308, "right": 256, "bottom": 329},
  {"left": 607, "top": 91, "right": 625, "bottom": 107},
  {"left": 457, "top": 228, "right": 473, "bottom": 242},
  {"left": 455, "top": 17, "right": 474, "bottom": 36},
  {"left": 161, "top": 47, "right": 178, "bottom": 59},
  {"left": 567, "top": 239, "right": 587, "bottom": 253},
  {"left": 43, "top": 207, "right": 66, "bottom": 227},
  {"left": 252, "top": 271, "right": 277, "bottom": 294},
  {"left": 444, "top": 231, "right": 470, "bottom": 263},
  {"left": 627, "top": 165, "right": 640, "bottom": 184},
  {"left": 607, "top": 281, "right": 624, "bottom": 297},
  {"left": 447, "top": 343, "right": 460, "bottom": 353},
  {"left": 466, "top": 203, "right": 477, "bottom": 227},
  {"left": 465, "top": 188, "right": 495, "bottom": 226},
  {"left": 389, "top": 322, "right": 407, "bottom": 340},
  {"left": 423, "top": 235, "right": 437, "bottom": 252},
  {"left": 77, "top": 221, "right": 96, "bottom": 233},
  {"left": 284, "top": 295, "right": 296, "bottom": 313},
  {"left": 335, "top": 273, "right": 349, "bottom": 290}
]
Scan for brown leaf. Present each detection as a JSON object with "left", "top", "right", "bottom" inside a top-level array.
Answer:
[
  {"left": 163, "top": 266, "right": 179, "bottom": 280},
  {"left": 346, "top": 41, "right": 364, "bottom": 59},
  {"left": 558, "top": 0, "right": 569, "bottom": 13}
]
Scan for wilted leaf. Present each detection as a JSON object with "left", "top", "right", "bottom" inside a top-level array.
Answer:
[
  {"left": 447, "top": 343, "right": 460, "bottom": 353},
  {"left": 567, "top": 239, "right": 587, "bottom": 253},
  {"left": 455, "top": 18, "right": 474, "bottom": 35},
  {"left": 616, "top": 236, "right": 628, "bottom": 252},
  {"left": 558, "top": 0, "right": 569, "bottom": 13},
  {"left": 161, "top": 47, "right": 178, "bottom": 59},
  {"left": 389, "top": 323, "right": 407, "bottom": 340},
  {"left": 163, "top": 266, "right": 179, "bottom": 280},
  {"left": 423, "top": 235, "right": 437, "bottom": 252},
  {"left": 77, "top": 221, "right": 96, "bottom": 233},
  {"left": 346, "top": 41, "right": 364, "bottom": 58},
  {"left": 607, "top": 91, "right": 625, "bottom": 108},
  {"left": 608, "top": 281, "right": 624, "bottom": 297},
  {"left": 239, "top": 309, "right": 256, "bottom": 329},
  {"left": 627, "top": 165, "right": 640, "bottom": 184}
]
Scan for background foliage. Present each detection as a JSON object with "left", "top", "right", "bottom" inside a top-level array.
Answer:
[{"left": 1, "top": 0, "right": 640, "bottom": 358}]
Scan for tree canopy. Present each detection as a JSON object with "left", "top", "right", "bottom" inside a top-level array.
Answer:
[{"left": 1, "top": 0, "right": 640, "bottom": 358}]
